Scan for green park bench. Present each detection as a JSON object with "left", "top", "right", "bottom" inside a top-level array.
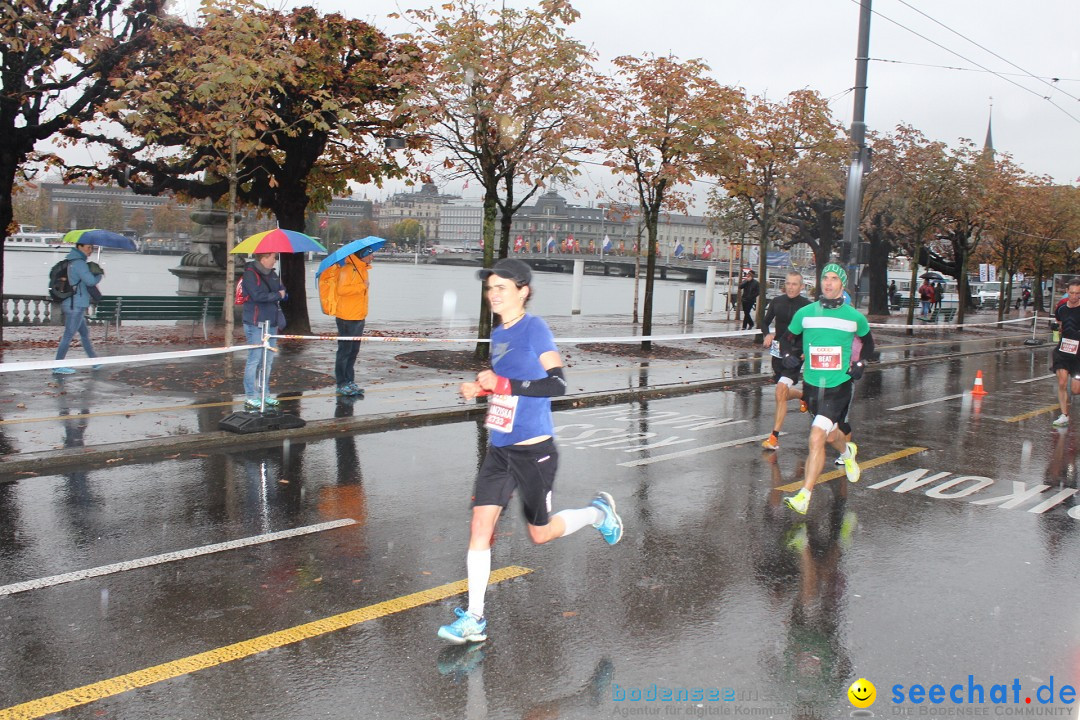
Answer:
[{"left": 92, "top": 295, "right": 225, "bottom": 341}]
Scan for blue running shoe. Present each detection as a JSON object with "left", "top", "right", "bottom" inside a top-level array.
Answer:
[
  {"left": 263, "top": 396, "right": 281, "bottom": 407},
  {"left": 244, "top": 397, "right": 261, "bottom": 410},
  {"left": 52, "top": 367, "right": 75, "bottom": 375},
  {"left": 591, "top": 491, "right": 623, "bottom": 545},
  {"left": 438, "top": 607, "right": 487, "bottom": 644}
]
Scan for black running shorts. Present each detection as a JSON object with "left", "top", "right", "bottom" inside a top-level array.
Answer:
[
  {"left": 1051, "top": 349, "right": 1080, "bottom": 379},
  {"left": 771, "top": 356, "right": 801, "bottom": 385},
  {"left": 473, "top": 439, "right": 558, "bottom": 526},
  {"left": 803, "top": 380, "right": 854, "bottom": 426}
]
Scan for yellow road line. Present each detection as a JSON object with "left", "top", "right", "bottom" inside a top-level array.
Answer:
[
  {"left": 0, "top": 565, "right": 532, "bottom": 720},
  {"left": 1005, "top": 404, "right": 1060, "bottom": 423},
  {"left": 777, "top": 446, "right": 928, "bottom": 492}
]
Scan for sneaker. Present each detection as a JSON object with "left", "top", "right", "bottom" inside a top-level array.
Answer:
[
  {"left": 834, "top": 456, "right": 845, "bottom": 466},
  {"left": 336, "top": 385, "right": 353, "bottom": 396},
  {"left": 784, "top": 488, "right": 811, "bottom": 515},
  {"left": 346, "top": 382, "right": 365, "bottom": 396},
  {"left": 1052, "top": 414, "right": 1069, "bottom": 427},
  {"left": 842, "top": 442, "right": 860, "bottom": 483},
  {"left": 761, "top": 434, "right": 780, "bottom": 451},
  {"left": 52, "top": 367, "right": 75, "bottom": 375},
  {"left": 799, "top": 400, "right": 809, "bottom": 413},
  {"left": 438, "top": 607, "right": 487, "bottom": 644},
  {"left": 263, "top": 396, "right": 281, "bottom": 407},
  {"left": 591, "top": 491, "right": 623, "bottom": 545},
  {"left": 244, "top": 397, "right": 261, "bottom": 410}
]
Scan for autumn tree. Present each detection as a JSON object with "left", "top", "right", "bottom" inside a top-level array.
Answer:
[
  {"left": 402, "top": 0, "right": 597, "bottom": 357},
  {"left": 598, "top": 53, "right": 742, "bottom": 350},
  {"left": 69, "top": 0, "right": 420, "bottom": 335},
  {"left": 0, "top": 0, "right": 165, "bottom": 340},
  {"left": 882, "top": 126, "right": 956, "bottom": 330},
  {"left": 707, "top": 90, "right": 844, "bottom": 329}
]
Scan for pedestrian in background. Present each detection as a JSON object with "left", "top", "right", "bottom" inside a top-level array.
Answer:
[
  {"left": 53, "top": 242, "right": 103, "bottom": 374},
  {"left": 740, "top": 270, "right": 760, "bottom": 330},
  {"left": 241, "top": 252, "right": 286, "bottom": 409},
  {"left": 318, "top": 250, "right": 372, "bottom": 397}
]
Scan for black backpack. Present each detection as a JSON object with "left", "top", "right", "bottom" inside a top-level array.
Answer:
[{"left": 48, "top": 259, "right": 75, "bottom": 301}]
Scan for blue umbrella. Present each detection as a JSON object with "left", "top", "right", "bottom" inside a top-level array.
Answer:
[
  {"left": 62, "top": 229, "right": 138, "bottom": 251},
  {"left": 315, "top": 236, "right": 386, "bottom": 278}
]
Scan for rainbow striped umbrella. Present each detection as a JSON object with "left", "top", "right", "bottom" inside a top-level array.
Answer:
[{"left": 231, "top": 229, "right": 327, "bottom": 255}]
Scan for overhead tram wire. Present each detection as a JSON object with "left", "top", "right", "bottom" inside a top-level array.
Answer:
[
  {"left": 849, "top": 0, "right": 1080, "bottom": 126},
  {"left": 893, "top": 0, "right": 1080, "bottom": 104},
  {"left": 870, "top": 58, "right": 1080, "bottom": 85}
]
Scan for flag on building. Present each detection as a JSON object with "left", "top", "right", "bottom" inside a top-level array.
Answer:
[
  {"left": 702, "top": 240, "right": 714, "bottom": 260},
  {"left": 547, "top": 236, "right": 556, "bottom": 252},
  {"left": 674, "top": 242, "right": 685, "bottom": 258},
  {"left": 514, "top": 235, "right": 524, "bottom": 252},
  {"left": 602, "top": 235, "right": 613, "bottom": 253}
]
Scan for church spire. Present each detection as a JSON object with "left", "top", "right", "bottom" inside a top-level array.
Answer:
[{"left": 983, "top": 97, "right": 995, "bottom": 159}]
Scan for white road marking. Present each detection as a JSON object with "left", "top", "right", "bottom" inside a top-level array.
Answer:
[
  {"left": 617, "top": 433, "right": 780, "bottom": 467},
  {"left": 887, "top": 393, "right": 966, "bottom": 411},
  {"left": 1014, "top": 374, "right": 1055, "bottom": 385},
  {"left": 0, "top": 518, "right": 357, "bottom": 596}
]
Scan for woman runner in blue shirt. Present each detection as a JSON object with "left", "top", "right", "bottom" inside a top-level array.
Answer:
[{"left": 438, "top": 258, "right": 623, "bottom": 645}]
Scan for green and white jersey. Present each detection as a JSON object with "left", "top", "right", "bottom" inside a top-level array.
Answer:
[{"left": 788, "top": 302, "right": 870, "bottom": 388}]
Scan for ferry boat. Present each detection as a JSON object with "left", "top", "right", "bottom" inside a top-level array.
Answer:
[{"left": 5, "top": 228, "right": 65, "bottom": 252}]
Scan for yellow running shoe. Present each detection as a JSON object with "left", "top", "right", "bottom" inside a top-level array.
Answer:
[
  {"left": 843, "top": 442, "right": 860, "bottom": 483},
  {"left": 784, "top": 488, "right": 811, "bottom": 515}
]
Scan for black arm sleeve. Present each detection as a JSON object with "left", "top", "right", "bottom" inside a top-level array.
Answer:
[
  {"left": 761, "top": 299, "right": 776, "bottom": 335},
  {"left": 509, "top": 366, "right": 567, "bottom": 398},
  {"left": 859, "top": 329, "right": 876, "bottom": 361}
]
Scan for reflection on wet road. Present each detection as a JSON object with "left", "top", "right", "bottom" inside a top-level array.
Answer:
[{"left": 2, "top": 350, "right": 1079, "bottom": 719}]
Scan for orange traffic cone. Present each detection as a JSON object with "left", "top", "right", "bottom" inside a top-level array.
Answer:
[{"left": 971, "top": 370, "right": 988, "bottom": 396}]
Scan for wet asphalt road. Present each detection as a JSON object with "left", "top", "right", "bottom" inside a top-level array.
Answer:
[{"left": 2, "top": 348, "right": 1080, "bottom": 719}]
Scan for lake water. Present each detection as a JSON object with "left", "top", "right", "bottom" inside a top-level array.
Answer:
[{"left": 2, "top": 250, "right": 728, "bottom": 325}]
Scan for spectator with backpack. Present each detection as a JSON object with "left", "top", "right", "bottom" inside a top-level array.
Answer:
[
  {"left": 239, "top": 252, "right": 286, "bottom": 409},
  {"left": 51, "top": 242, "right": 103, "bottom": 374},
  {"left": 918, "top": 279, "right": 935, "bottom": 319}
]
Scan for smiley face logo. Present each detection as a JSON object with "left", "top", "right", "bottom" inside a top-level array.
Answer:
[{"left": 848, "top": 678, "right": 876, "bottom": 708}]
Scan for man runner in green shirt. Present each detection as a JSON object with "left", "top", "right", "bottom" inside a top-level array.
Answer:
[{"left": 781, "top": 263, "right": 875, "bottom": 514}]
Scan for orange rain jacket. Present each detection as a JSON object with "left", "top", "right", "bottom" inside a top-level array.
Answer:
[{"left": 319, "top": 255, "right": 370, "bottom": 321}]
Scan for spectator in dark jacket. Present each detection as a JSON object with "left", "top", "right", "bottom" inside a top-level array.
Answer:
[
  {"left": 241, "top": 253, "right": 286, "bottom": 408},
  {"left": 739, "top": 270, "right": 760, "bottom": 330}
]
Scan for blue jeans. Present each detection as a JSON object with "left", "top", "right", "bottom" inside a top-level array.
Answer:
[
  {"left": 921, "top": 301, "right": 932, "bottom": 316},
  {"left": 56, "top": 304, "right": 97, "bottom": 361},
  {"left": 243, "top": 323, "right": 278, "bottom": 398},
  {"left": 335, "top": 318, "right": 365, "bottom": 386}
]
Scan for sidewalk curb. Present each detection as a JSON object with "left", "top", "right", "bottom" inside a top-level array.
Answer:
[{"left": 0, "top": 340, "right": 1048, "bottom": 480}]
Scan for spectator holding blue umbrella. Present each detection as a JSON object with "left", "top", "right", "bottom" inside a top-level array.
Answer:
[{"left": 316, "top": 236, "right": 385, "bottom": 397}]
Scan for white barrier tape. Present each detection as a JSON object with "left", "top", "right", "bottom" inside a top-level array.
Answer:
[
  {"left": 0, "top": 344, "right": 259, "bottom": 374},
  {"left": 273, "top": 329, "right": 760, "bottom": 345},
  {"left": 868, "top": 315, "right": 1036, "bottom": 331}
]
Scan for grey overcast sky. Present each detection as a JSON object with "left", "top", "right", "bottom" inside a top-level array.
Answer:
[{"left": 169, "top": 0, "right": 1080, "bottom": 206}]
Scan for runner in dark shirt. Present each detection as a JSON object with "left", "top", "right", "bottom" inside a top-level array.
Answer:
[
  {"left": 1050, "top": 279, "right": 1080, "bottom": 427},
  {"left": 761, "top": 271, "right": 812, "bottom": 450}
]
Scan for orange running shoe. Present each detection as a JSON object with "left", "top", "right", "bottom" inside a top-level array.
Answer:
[{"left": 761, "top": 434, "right": 780, "bottom": 451}]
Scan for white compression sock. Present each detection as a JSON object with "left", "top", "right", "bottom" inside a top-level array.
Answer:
[
  {"left": 466, "top": 548, "right": 491, "bottom": 619},
  {"left": 554, "top": 506, "right": 603, "bottom": 537}
]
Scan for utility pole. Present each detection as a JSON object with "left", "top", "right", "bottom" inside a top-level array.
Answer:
[{"left": 841, "top": 0, "right": 872, "bottom": 302}]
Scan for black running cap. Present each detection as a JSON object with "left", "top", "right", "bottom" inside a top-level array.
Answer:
[{"left": 478, "top": 258, "right": 532, "bottom": 285}]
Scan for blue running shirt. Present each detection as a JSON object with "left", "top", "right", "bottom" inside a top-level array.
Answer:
[{"left": 489, "top": 314, "right": 559, "bottom": 447}]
